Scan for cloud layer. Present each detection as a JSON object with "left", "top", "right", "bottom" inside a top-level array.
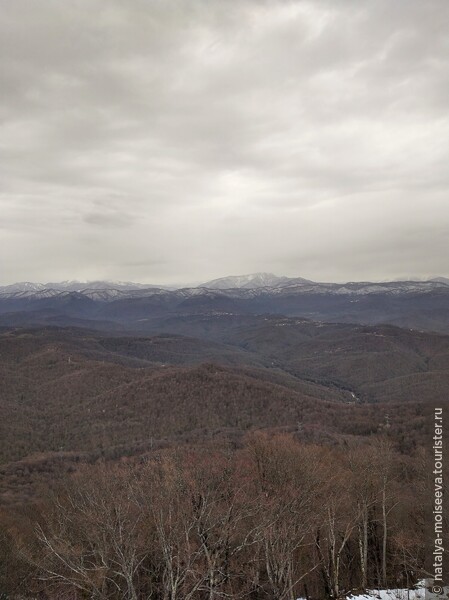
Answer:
[{"left": 1, "top": 0, "right": 448, "bottom": 284}]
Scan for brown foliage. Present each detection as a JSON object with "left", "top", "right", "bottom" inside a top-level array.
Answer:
[{"left": 1, "top": 434, "right": 437, "bottom": 600}]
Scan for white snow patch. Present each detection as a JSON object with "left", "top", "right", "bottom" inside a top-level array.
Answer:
[
  {"left": 346, "top": 581, "right": 428, "bottom": 600},
  {"left": 296, "top": 581, "right": 440, "bottom": 600}
]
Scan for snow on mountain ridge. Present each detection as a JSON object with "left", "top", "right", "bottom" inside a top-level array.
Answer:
[
  {"left": 200, "top": 272, "right": 312, "bottom": 289},
  {"left": 0, "top": 282, "right": 47, "bottom": 293},
  {"left": 0, "top": 280, "right": 166, "bottom": 293},
  {"left": 1, "top": 275, "right": 448, "bottom": 299},
  {"left": 45, "top": 280, "right": 162, "bottom": 292}
]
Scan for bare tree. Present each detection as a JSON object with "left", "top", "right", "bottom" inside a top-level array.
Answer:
[
  {"left": 372, "top": 438, "right": 397, "bottom": 588},
  {"left": 314, "top": 455, "right": 363, "bottom": 599},
  {"left": 25, "top": 465, "right": 151, "bottom": 600},
  {"left": 248, "top": 433, "right": 325, "bottom": 600},
  {"left": 347, "top": 445, "right": 379, "bottom": 590},
  {"left": 146, "top": 455, "right": 204, "bottom": 600}
]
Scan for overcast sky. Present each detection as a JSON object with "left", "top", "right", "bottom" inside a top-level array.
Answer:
[{"left": 1, "top": 0, "right": 448, "bottom": 285}]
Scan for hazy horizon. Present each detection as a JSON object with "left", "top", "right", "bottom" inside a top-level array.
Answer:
[
  {"left": 1, "top": 1, "right": 448, "bottom": 285},
  {"left": 1, "top": 270, "right": 448, "bottom": 289}
]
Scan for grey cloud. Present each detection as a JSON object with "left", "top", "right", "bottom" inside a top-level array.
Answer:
[
  {"left": 0, "top": 0, "right": 448, "bottom": 284},
  {"left": 83, "top": 210, "right": 135, "bottom": 228}
]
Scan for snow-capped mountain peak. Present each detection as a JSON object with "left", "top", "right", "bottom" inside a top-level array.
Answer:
[{"left": 200, "top": 272, "right": 307, "bottom": 289}]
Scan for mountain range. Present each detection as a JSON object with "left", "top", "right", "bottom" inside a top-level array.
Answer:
[
  {"left": 0, "top": 279, "right": 162, "bottom": 294},
  {"left": 1, "top": 273, "right": 449, "bottom": 333},
  {"left": 0, "top": 314, "right": 440, "bottom": 480},
  {"left": 1, "top": 272, "right": 448, "bottom": 507},
  {"left": 3, "top": 272, "right": 448, "bottom": 294}
]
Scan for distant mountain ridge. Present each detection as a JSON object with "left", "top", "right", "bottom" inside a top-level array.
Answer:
[
  {"left": 2, "top": 273, "right": 449, "bottom": 294},
  {"left": 1, "top": 274, "right": 448, "bottom": 298},
  {"left": 0, "top": 280, "right": 165, "bottom": 294},
  {"left": 1, "top": 273, "right": 449, "bottom": 334},
  {"left": 199, "top": 272, "right": 312, "bottom": 289}
]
